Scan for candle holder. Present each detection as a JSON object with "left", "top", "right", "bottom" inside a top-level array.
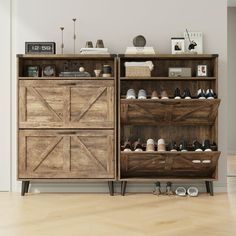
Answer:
[
  {"left": 60, "top": 27, "right": 64, "bottom": 54},
  {"left": 72, "top": 18, "right": 77, "bottom": 54}
]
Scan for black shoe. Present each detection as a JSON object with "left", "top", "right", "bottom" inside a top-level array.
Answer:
[
  {"left": 202, "top": 139, "right": 212, "bottom": 151},
  {"left": 134, "top": 139, "right": 143, "bottom": 152},
  {"left": 193, "top": 140, "right": 203, "bottom": 151},
  {"left": 179, "top": 140, "right": 188, "bottom": 152},
  {"left": 166, "top": 182, "right": 174, "bottom": 195},
  {"left": 153, "top": 182, "right": 161, "bottom": 196},
  {"left": 182, "top": 88, "right": 191, "bottom": 99},
  {"left": 174, "top": 88, "right": 181, "bottom": 99},
  {"left": 168, "top": 140, "right": 178, "bottom": 151},
  {"left": 124, "top": 140, "right": 132, "bottom": 152},
  {"left": 197, "top": 89, "right": 206, "bottom": 99},
  {"left": 206, "top": 89, "right": 215, "bottom": 99}
]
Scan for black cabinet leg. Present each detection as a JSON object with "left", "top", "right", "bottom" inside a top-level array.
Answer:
[
  {"left": 108, "top": 181, "right": 114, "bottom": 196},
  {"left": 121, "top": 181, "right": 127, "bottom": 196},
  {"left": 205, "top": 181, "right": 210, "bottom": 193},
  {"left": 209, "top": 181, "right": 214, "bottom": 196},
  {"left": 21, "top": 181, "right": 30, "bottom": 196}
]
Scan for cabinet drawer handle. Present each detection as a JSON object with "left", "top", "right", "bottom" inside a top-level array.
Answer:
[
  {"left": 57, "top": 131, "right": 77, "bottom": 135},
  {"left": 58, "top": 83, "right": 77, "bottom": 86}
]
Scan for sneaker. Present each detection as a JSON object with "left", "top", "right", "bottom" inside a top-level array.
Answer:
[
  {"left": 193, "top": 140, "right": 203, "bottom": 151},
  {"left": 206, "top": 89, "right": 215, "bottom": 99},
  {"left": 124, "top": 140, "right": 132, "bottom": 152},
  {"left": 175, "top": 186, "right": 187, "bottom": 196},
  {"left": 153, "top": 182, "right": 161, "bottom": 196},
  {"left": 174, "top": 88, "right": 181, "bottom": 99},
  {"left": 187, "top": 187, "right": 199, "bottom": 197},
  {"left": 197, "top": 89, "right": 206, "bottom": 99},
  {"left": 166, "top": 182, "right": 174, "bottom": 195},
  {"left": 202, "top": 139, "right": 212, "bottom": 152},
  {"left": 126, "top": 89, "right": 136, "bottom": 99},
  {"left": 146, "top": 139, "right": 155, "bottom": 152},
  {"left": 168, "top": 140, "right": 178, "bottom": 151},
  {"left": 138, "top": 89, "right": 147, "bottom": 99},
  {"left": 157, "top": 138, "right": 166, "bottom": 151},
  {"left": 182, "top": 88, "right": 192, "bottom": 99},
  {"left": 134, "top": 139, "right": 143, "bottom": 152},
  {"left": 151, "top": 90, "right": 159, "bottom": 99},
  {"left": 179, "top": 140, "right": 188, "bottom": 152},
  {"left": 161, "top": 90, "right": 169, "bottom": 99}
]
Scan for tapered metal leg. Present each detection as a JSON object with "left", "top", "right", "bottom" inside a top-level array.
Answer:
[
  {"left": 205, "top": 181, "right": 210, "bottom": 193},
  {"left": 25, "top": 181, "right": 30, "bottom": 194},
  {"left": 21, "top": 181, "right": 30, "bottom": 196},
  {"left": 121, "top": 181, "right": 127, "bottom": 196},
  {"left": 209, "top": 181, "right": 214, "bottom": 196},
  {"left": 108, "top": 181, "right": 114, "bottom": 196}
]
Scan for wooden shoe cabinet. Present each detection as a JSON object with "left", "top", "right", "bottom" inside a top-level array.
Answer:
[
  {"left": 118, "top": 54, "right": 221, "bottom": 196},
  {"left": 17, "top": 54, "right": 117, "bottom": 195}
]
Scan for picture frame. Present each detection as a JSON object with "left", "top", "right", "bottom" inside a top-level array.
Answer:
[
  {"left": 171, "top": 37, "right": 185, "bottom": 54},
  {"left": 42, "top": 65, "right": 56, "bottom": 77},
  {"left": 26, "top": 65, "right": 40, "bottom": 77},
  {"left": 184, "top": 31, "right": 203, "bottom": 54},
  {"left": 197, "top": 65, "right": 208, "bottom": 77}
]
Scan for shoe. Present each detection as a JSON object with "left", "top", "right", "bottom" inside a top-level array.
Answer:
[
  {"left": 168, "top": 140, "right": 177, "bottom": 151},
  {"left": 179, "top": 140, "right": 188, "bottom": 152},
  {"left": 202, "top": 139, "right": 212, "bottom": 151},
  {"left": 146, "top": 139, "right": 155, "bottom": 152},
  {"left": 174, "top": 88, "right": 181, "bottom": 99},
  {"left": 126, "top": 89, "right": 136, "bottom": 99},
  {"left": 206, "top": 89, "right": 215, "bottom": 99},
  {"left": 182, "top": 88, "right": 191, "bottom": 99},
  {"left": 124, "top": 140, "right": 132, "bottom": 152},
  {"left": 153, "top": 182, "right": 161, "bottom": 196},
  {"left": 175, "top": 186, "right": 187, "bottom": 196},
  {"left": 193, "top": 140, "right": 203, "bottom": 151},
  {"left": 161, "top": 90, "right": 169, "bottom": 99},
  {"left": 157, "top": 138, "right": 166, "bottom": 152},
  {"left": 134, "top": 139, "right": 143, "bottom": 152},
  {"left": 138, "top": 89, "right": 147, "bottom": 99},
  {"left": 197, "top": 89, "right": 206, "bottom": 99},
  {"left": 187, "top": 187, "right": 199, "bottom": 197},
  {"left": 151, "top": 90, "right": 159, "bottom": 99},
  {"left": 166, "top": 182, "right": 174, "bottom": 195}
]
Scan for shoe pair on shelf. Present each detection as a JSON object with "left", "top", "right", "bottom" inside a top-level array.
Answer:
[
  {"left": 123, "top": 139, "right": 143, "bottom": 152},
  {"left": 193, "top": 139, "right": 212, "bottom": 152},
  {"left": 126, "top": 89, "right": 147, "bottom": 99},
  {"left": 168, "top": 140, "right": 188, "bottom": 152},
  {"left": 174, "top": 88, "right": 191, "bottom": 99},
  {"left": 197, "top": 89, "right": 215, "bottom": 99},
  {"left": 153, "top": 182, "right": 174, "bottom": 196},
  {"left": 175, "top": 186, "right": 199, "bottom": 197}
]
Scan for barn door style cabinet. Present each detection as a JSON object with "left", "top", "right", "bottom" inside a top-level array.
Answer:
[
  {"left": 17, "top": 54, "right": 117, "bottom": 196},
  {"left": 118, "top": 54, "right": 221, "bottom": 196}
]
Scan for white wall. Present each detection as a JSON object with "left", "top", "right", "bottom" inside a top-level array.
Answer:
[
  {"left": 9, "top": 0, "right": 228, "bottom": 192},
  {"left": 0, "top": 0, "right": 11, "bottom": 191},
  {"left": 227, "top": 7, "right": 236, "bottom": 154}
]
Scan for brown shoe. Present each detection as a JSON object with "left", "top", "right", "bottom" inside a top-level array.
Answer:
[
  {"left": 134, "top": 139, "right": 143, "bottom": 152},
  {"left": 151, "top": 90, "right": 159, "bottom": 99},
  {"left": 161, "top": 90, "right": 169, "bottom": 99}
]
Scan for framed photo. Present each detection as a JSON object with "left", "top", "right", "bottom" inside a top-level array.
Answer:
[
  {"left": 197, "top": 65, "right": 208, "bottom": 77},
  {"left": 26, "top": 66, "right": 40, "bottom": 77},
  {"left": 42, "top": 65, "right": 56, "bottom": 77},
  {"left": 184, "top": 31, "right": 203, "bottom": 54},
  {"left": 171, "top": 37, "right": 185, "bottom": 54}
]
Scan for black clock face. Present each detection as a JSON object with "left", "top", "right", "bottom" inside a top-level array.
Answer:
[{"left": 43, "top": 65, "right": 55, "bottom": 76}]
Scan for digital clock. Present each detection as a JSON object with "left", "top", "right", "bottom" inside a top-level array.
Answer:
[{"left": 25, "top": 42, "right": 56, "bottom": 54}]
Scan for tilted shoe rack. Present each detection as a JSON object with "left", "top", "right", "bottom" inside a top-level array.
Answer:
[
  {"left": 118, "top": 54, "right": 221, "bottom": 196},
  {"left": 17, "top": 54, "right": 117, "bottom": 196}
]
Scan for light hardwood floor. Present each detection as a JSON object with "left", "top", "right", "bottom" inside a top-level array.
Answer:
[
  {"left": 228, "top": 155, "right": 236, "bottom": 175},
  {"left": 0, "top": 179, "right": 236, "bottom": 236}
]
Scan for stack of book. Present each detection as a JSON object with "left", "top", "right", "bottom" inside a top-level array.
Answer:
[
  {"left": 80, "top": 48, "right": 109, "bottom": 54},
  {"left": 125, "top": 47, "right": 155, "bottom": 54}
]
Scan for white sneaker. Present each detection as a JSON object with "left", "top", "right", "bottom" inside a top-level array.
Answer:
[
  {"left": 126, "top": 89, "right": 136, "bottom": 99},
  {"left": 138, "top": 89, "right": 147, "bottom": 99}
]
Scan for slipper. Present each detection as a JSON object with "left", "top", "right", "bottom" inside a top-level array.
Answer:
[{"left": 175, "top": 187, "right": 187, "bottom": 196}]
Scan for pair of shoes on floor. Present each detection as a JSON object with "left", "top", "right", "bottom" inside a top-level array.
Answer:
[
  {"left": 197, "top": 89, "right": 215, "bottom": 99},
  {"left": 193, "top": 139, "right": 212, "bottom": 152},
  {"left": 153, "top": 182, "right": 174, "bottom": 196},
  {"left": 126, "top": 89, "right": 147, "bottom": 99},
  {"left": 175, "top": 186, "right": 199, "bottom": 197},
  {"left": 174, "top": 88, "right": 192, "bottom": 99}
]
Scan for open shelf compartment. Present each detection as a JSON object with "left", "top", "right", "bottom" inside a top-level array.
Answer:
[
  {"left": 120, "top": 99, "right": 220, "bottom": 125},
  {"left": 120, "top": 151, "right": 220, "bottom": 179}
]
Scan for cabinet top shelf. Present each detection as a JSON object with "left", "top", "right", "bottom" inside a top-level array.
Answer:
[
  {"left": 17, "top": 54, "right": 116, "bottom": 59},
  {"left": 120, "top": 77, "right": 216, "bottom": 81},
  {"left": 118, "top": 54, "right": 219, "bottom": 59}
]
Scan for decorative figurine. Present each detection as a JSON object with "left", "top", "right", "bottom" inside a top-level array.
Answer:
[
  {"left": 60, "top": 27, "right": 64, "bottom": 54},
  {"left": 94, "top": 69, "right": 101, "bottom": 77},
  {"left": 72, "top": 18, "right": 77, "bottom": 54}
]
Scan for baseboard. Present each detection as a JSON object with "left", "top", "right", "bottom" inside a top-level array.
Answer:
[
  {"left": 15, "top": 181, "right": 227, "bottom": 194},
  {"left": 228, "top": 150, "right": 236, "bottom": 155}
]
